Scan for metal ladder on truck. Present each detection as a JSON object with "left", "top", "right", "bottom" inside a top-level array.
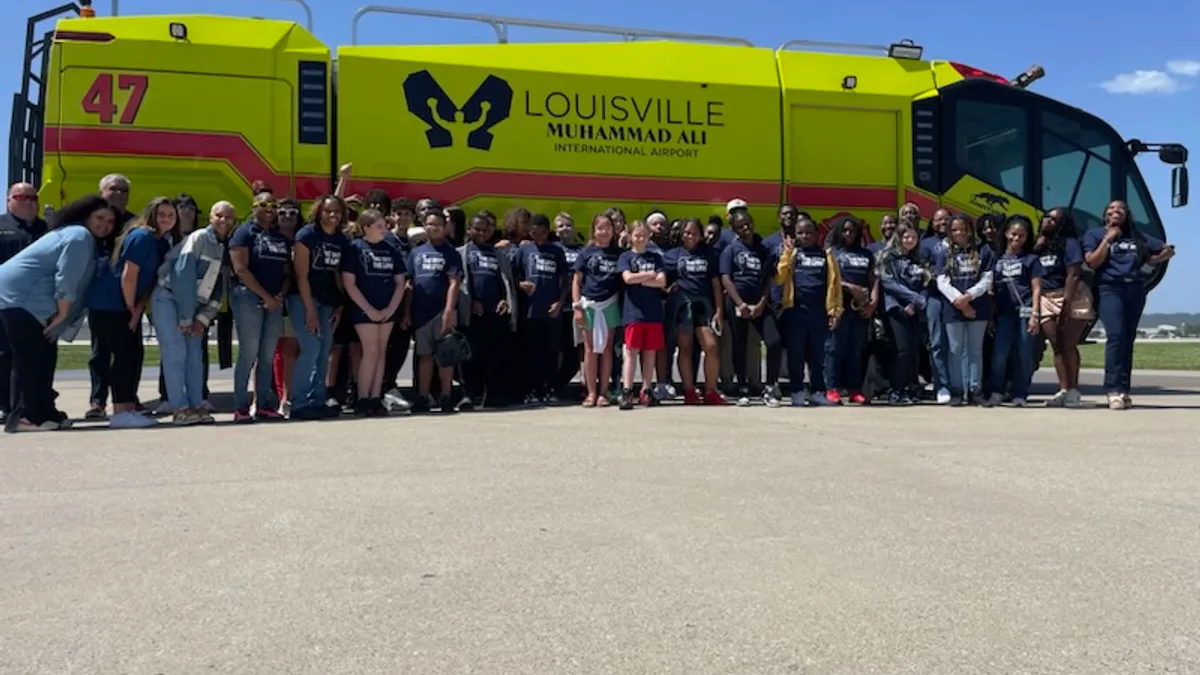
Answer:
[{"left": 7, "top": 2, "right": 80, "bottom": 189}]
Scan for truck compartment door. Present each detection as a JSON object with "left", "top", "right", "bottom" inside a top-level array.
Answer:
[{"left": 786, "top": 104, "right": 899, "bottom": 241}]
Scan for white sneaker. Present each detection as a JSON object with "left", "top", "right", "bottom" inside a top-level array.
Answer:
[
  {"left": 1011, "top": 397, "right": 1027, "bottom": 408},
  {"left": 1064, "top": 389, "right": 1083, "bottom": 408},
  {"left": 763, "top": 392, "right": 782, "bottom": 408},
  {"left": 736, "top": 395, "right": 751, "bottom": 407},
  {"left": 936, "top": 388, "right": 952, "bottom": 405},
  {"left": 1045, "top": 390, "right": 1068, "bottom": 408},
  {"left": 665, "top": 383, "right": 677, "bottom": 398},
  {"left": 280, "top": 401, "right": 291, "bottom": 416},
  {"left": 383, "top": 388, "right": 411, "bottom": 412},
  {"left": 110, "top": 411, "right": 158, "bottom": 429}
]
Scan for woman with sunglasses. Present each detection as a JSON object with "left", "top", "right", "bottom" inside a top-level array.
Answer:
[{"left": 228, "top": 191, "right": 290, "bottom": 423}]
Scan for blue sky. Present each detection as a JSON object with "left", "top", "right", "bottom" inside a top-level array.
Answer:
[{"left": 3, "top": 0, "right": 1196, "bottom": 311}]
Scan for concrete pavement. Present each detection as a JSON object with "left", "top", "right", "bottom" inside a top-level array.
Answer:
[{"left": 2, "top": 373, "right": 1200, "bottom": 674}]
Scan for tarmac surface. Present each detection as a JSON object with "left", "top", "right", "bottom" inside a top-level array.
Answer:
[{"left": 3, "top": 370, "right": 1200, "bottom": 674}]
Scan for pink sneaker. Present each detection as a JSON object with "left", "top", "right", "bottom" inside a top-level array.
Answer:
[{"left": 255, "top": 408, "right": 284, "bottom": 421}]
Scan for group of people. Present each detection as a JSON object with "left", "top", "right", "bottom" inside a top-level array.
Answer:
[{"left": 0, "top": 167, "right": 1174, "bottom": 431}]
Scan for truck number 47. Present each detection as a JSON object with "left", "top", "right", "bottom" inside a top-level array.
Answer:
[{"left": 81, "top": 73, "right": 148, "bottom": 125}]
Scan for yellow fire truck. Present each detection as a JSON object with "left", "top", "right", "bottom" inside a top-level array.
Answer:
[{"left": 8, "top": 0, "right": 1188, "bottom": 288}]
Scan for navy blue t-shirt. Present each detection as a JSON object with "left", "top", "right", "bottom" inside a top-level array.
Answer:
[
  {"left": 464, "top": 242, "right": 505, "bottom": 312},
  {"left": 934, "top": 245, "right": 996, "bottom": 322},
  {"left": 520, "top": 242, "right": 567, "bottom": 318},
  {"left": 831, "top": 245, "right": 873, "bottom": 308},
  {"left": 229, "top": 220, "right": 291, "bottom": 297},
  {"left": 994, "top": 252, "right": 1044, "bottom": 316},
  {"left": 1082, "top": 228, "right": 1165, "bottom": 286},
  {"left": 573, "top": 244, "right": 622, "bottom": 302},
  {"left": 719, "top": 238, "right": 767, "bottom": 304},
  {"left": 294, "top": 224, "right": 349, "bottom": 307},
  {"left": 407, "top": 241, "right": 462, "bottom": 326},
  {"left": 86, "top": 227, "right": 161, "bottom": 311},
  {"left": 664, "top": 245, "right": 718, "bottom": 302},
  {"left": 556, "top": 241, "right": 583, "bottom": 270},
  {"left": 384, "top": 231, "right": 411, "bottom": 260},
  {"left": 712, "top": 227, "right": 737, "bottom": 255},
  {"left": 617, "top": 248, "right": 665, "bottom": 324},
  {"left": 879, "top": 253, "right": 929, "bottom": 313},
  {"left": 791, "top": 246, "right": 829, "bottom": 307},
  {"left": 866, "top": 240, "right": 886, "bottom": 258},
  {"left": 344, "top": 237, "right": 405, "bottom": 311},
  {"left": 1035, "top": 237, "right": 1083, "bottom": 292}
]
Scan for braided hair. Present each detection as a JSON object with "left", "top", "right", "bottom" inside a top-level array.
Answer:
[{"left": 944, "top": 213, "right": 978, "bottom": 280}]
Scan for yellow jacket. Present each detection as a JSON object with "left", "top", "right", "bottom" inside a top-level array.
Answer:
[{"left": 773, "top": 247, "right": 844, "bottom": 318}]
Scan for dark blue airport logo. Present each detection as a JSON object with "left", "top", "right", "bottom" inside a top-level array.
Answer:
[
  {"left": 402, "top": 70, "right": 513, "bottom": 151},
  {"left": 970, "top": 191, "right": 1011, "bottom": 214}
]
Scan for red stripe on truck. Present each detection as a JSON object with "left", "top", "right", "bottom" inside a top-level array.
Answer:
[{"left": 45, "top": 125, "right": 901, "bottom": 210}]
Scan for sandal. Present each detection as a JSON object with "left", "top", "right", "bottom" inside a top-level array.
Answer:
[
  {"left": 596, "top": 396, "right": 610, "bottom": 407},
  {"left": 582, "top": 395, "right": 596, "bottom": 408}
]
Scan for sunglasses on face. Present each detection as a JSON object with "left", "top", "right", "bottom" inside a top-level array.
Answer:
[
  {"left": 9, "top": 194, "right": 37, "bottom": 202},
  {"left": 279, "top": 208, "right": 299, "bottom": 218},
  {"left": 256, "top": 201, "right": 278, "bottom": 210}
]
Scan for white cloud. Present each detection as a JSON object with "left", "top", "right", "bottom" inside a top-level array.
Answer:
[
  {"left": 1100, "top": 70, "right": 1185, "bottom": 95},
  {"left": 1100, "top": 58, "right": 1200, "bottom": 95},
  {"left": 1167, "top": 59, "right": 1200, "bottom": 77}
]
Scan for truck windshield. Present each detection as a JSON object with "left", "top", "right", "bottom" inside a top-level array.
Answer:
[{"left": 944, "top": 78, "right": 1169, "bottom": 250}]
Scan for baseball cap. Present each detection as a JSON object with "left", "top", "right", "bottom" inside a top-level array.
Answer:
[{"left": 725, "top": 198, "right": 749, "bottom": 214}]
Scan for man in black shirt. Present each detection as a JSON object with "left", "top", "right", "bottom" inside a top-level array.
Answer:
[{"left": 0, "top": 181, "right": 48, "bottom": 422}]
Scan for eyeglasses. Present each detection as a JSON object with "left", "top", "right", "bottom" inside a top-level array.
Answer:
[
  {"left": 9, "top": 194, "right": 37, "bottom": 202},
  {"left": 278, "top": 208, "right": 299, "bottom": 218}
]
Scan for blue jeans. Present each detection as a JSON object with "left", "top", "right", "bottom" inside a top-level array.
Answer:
[
  {"left": 924, "top": 294, "right": 951, "bottom": 390},
  {"left": 231, "top": 286, "right": 283, "bottom": 411},
  {"left": 823, "top": 310, "right": 866, "bottom": 392},
  {"left": 782, "top": 305, "right": 828, "bottom": 395},
  {"left": 1096, "top": 282, "right": 1146, "bottom": 393},
  {"left": 287, "top": 294, "right": 334, "bottom": 411},
  {"left": 991, "top": 313, "right": 1034, "bottom": 399},
  {"left": 151, "top": 287, "right": 206, "bottom": 410},
  {"left": 944, "top": 319, "right": 987, "bottom": 395}
]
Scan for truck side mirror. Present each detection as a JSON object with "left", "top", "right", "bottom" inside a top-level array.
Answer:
[{"left": 1172, "top": 166, "right": 1189, "bottom": 208}]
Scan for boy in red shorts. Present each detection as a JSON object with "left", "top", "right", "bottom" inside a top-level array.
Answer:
[{"left": 616, "top": 220, "right": 668, "bottom": 410}]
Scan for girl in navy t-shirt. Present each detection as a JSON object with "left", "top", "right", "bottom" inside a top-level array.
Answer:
[
  {"left": 341, "top": 209, "right": 407, "bottom": 416},
  {"left": 933, "top": 214, "right": 995, "bottom": 405},
  {"left": 516, "top": 213, "right": 568, "bottom": 403},
  {"left": 1083, "top": 199, "right": 1175, "bottom": 410},
  {"left": 663, "top": 219, "right": 724, "bottom": 406},
  {"left": 987, "top": 215, "right": 1043, "bottom": 407},
  {"left": 571, "top": 213, "right": 623, "bottom": 407},
  {"left": 824, "top": 216, "right": 878, "bottom": 404},
  {"left": 616, "top": 220, "right": 667, "bottom": 409},
  {"left": 719, "top": 210, "right": 773, "bottom": 405},
  {"left": 1034, "top": 207, "right": 1091, "bottom": 407},
  {"left": 877, "top": 222, "right": 930, "bottom": 405},
  {"left": 554, "top": 212, "right": 584, "bottom": 395}
]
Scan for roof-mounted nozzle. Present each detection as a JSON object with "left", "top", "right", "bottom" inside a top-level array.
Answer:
[{"left": 1011, "top": 65, "right": 1045, "bottom": 89}]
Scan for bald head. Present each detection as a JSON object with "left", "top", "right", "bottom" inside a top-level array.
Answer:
[{"left": 7, "top": 182, "right": 38, "bottom": 222}]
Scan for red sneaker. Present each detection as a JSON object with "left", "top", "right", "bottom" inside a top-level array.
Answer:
[
  {"left": 703, "top": 390, "right": 726, "bottom": 406},
  {"left": 638, "top": 390, "right": 652, "bottom": 407},
  {"left": 848, "top": 392, "right": 867, "bottom": 404},
  {"left": 683, "top": 388, "right": 702, "bottom": 405},
  {"left": 825, "top": 390, "right": 843, "bottom": 405}
]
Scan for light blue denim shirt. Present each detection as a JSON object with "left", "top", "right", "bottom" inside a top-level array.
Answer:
[{"left": 0, "top": 224, "right": 96, "bottom": 326}]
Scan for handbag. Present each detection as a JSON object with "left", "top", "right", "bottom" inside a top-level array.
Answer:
[{"left": 433, "top": 330, "right": 473, "bottom": 368}]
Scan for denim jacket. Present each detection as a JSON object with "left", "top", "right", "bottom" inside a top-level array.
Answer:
[{"left": 157, "top": 225, "right": 227, "bottom": 326}]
